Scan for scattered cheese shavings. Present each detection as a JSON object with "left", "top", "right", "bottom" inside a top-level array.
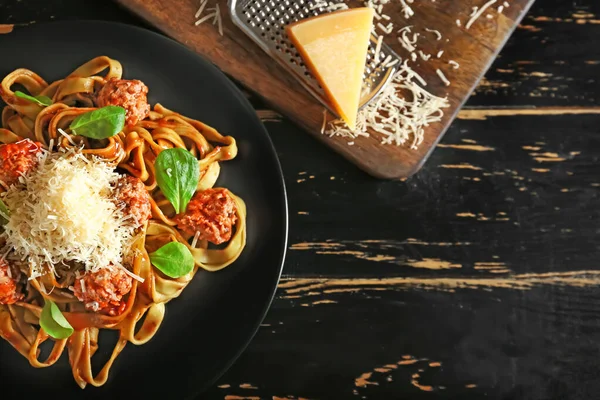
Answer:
[
  {"left": 195, "top": 12, "right": 216, "bottom": 26},
  {"left": 310, "top": 1, "right": 328, "bottom": 10},
  {"left": 397, "top": 25, "right": 417, "bottom": 52},
  {"left": 418, "top": 50, "right": 431, "bottom": 61},
  {"left": 320, "top": 109, "right": 328, "bottom": 134},
  {"left": 436, "top": 69, "right": 451, "bottom": 86},
  {"left": 449, "top": 60, "right": 460, "bottom": 69},
  {"left": 215, "top": 4, "right": 223, "bottom": 36},
  {"left": 194, "top": 0, "right": 223, "bottom": 36},
  {"left": 425, "top": 28, "right": 442, "bottom": 40},
  {"left": 466, "top": 0, "right": 497, "bottom": 29},
  {"left": 325, "top": 61, "right": 449, "bottom": 149},
  {"left": 195, "top": 0, "right": 208, "bottom": 18},
  {"left": 377, "top": 22, "right": 394, "bottom": 34},
  {"left": 325, "top": 2, "right": 349, "bottom": 12},
  {"left": 374, "top": 35, "right": 383, "bottom": 62},
  {"left": 399, "top": 0, "right": 415, "bottom": 19},
  {"left": 385, "top": 58, "right": 400, "bottom": 67}
]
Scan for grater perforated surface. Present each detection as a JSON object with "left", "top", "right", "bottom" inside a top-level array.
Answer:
[{"left": 228, "top": 0, "right": 400, "bottom": 116}]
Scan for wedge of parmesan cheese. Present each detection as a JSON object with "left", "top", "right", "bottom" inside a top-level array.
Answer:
[{"left": 286, "top": 7, "right": 374, "bottom": 130}]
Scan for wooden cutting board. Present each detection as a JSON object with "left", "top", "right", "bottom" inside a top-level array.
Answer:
[{"left": 115, "top": 0, "right": 535, "bottom": 179}]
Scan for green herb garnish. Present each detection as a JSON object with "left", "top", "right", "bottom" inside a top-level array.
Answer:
[
  {"left": 155, "top": 148, "right": 199, "bottom": 214},
  {"left": 149, "top": 241, "right": 195, "bottom": 278},
  {"left": 69, "top": 105, "right": 126, "bottom": 139},
  {"left": 14, "top": 90, "right": 53, "bottom": 107},
  {"left": 40, "top": 299, "right": 74, "bottom": 340}
]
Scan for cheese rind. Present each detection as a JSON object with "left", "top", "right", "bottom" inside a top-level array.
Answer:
[{"left": 286, "top": 8, "right": 374, "bottom": 130}]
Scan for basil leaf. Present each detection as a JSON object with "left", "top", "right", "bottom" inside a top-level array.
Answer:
[
  {"left": 155, "top": 148, "right": 199, "bottom": 214},
  {"left": 14, "top": 90, "right": 53, "bottom": 107},
  {"left": 69, "top": 106, "right": 126, "bottom": 139},
  {"left": 40, "top": 299, "right": 74, "bottom": 340},
  {"left": 149, "top": 241, "right": 195, "bottom": 278},
  {"left": 0, "top": 198, "right": 9, "bottom": 225}
]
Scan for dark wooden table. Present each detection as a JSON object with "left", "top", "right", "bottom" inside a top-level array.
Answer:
[{"left": 3, "top": 1, "right": 600, "bottom": 399}]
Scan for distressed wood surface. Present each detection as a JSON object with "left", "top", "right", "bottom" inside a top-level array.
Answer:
[
  {"left": 112, "top": 0, "right": 534, "bottom": 179},
  {"left": 2, "top": 0, "right": 600, "bottom": 399}
]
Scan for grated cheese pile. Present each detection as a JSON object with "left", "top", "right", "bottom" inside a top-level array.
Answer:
[
  {"left": 0, "top": 147, "right": 137, "bottom": 280},
  {"left": 325, "top": 61, "right": 449, "bottom": 148}
]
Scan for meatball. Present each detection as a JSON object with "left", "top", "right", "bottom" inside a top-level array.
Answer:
[
  {"left": 174, "top": 188, "right": 238, "bottom": 245},
  {"left": 72, "top": 267, "right": 133, "bottom": 316},
  {"left": 0, "top": 259, "right": 22, "bottom": 305},
  {"left": 113, "top": 175, "right": 152, "bottom": 227},
  {"left": 0, "top": 139, "right": 42, "bottom": 188},
  {"left": 96, "top": 78, "right": 150, "bottom": 126}
]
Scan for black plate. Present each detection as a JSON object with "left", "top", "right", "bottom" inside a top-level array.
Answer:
[{"left": 0, "top": 21, "right": 288, "bottom": 399}]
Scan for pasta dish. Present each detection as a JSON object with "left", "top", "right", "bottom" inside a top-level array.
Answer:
[{"left": 0, "top": 56, "right": 246, "bottom": 388}]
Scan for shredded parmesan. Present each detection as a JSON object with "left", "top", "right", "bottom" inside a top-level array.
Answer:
[
  {"left": 449, "top": 60, "right": 460, "bottom": 69},
  {"left": 418, "top": 50, "right": 431, "bottom": 61},
  {"left": 116, "top": 262, "right": 145, "bottom": 283},
  {"left": 397, "top": 26, "right": 417, "bottom": 53},
  {"left": 377, "top": 22, "right": 393, "bottom": 35},
  {"left": 216, "top": 4, "right": 223, "bottom": 36},
  {"left": 374, "top": 35, "right": 383, "bottom": 62},
  {"left": 193, "top": 0, "right": 223, "bottom": 35},
  {"left": 320, "top": 109, "right": 328, "bottom": 134},
  {"left": 195, "top": 12, "right": 216, "bottom": 26},
  {"left": 325, "top": 61, "right": 449, "bottom": 149},
  {"left": 399, "top": 0, "right": 415, "bottom": 19},
  {"left": 191, "top": 231, "right": 201, "bottom": 249},
  {"left": 57, "top": 128, "right": 76, "bottom": 146},
  {"left": 385, "top": 58, "right": 399, "bottom": 67},
  {"left": 436, "top": 69, "right": 451, "bottom": 86},
  {"left": 466, "top": 0, "right": 497, "bottom": 29},
  {"left": 195, "top": 0, "right": 208, "bottom": 18},
  {"left": 325, "top": 2, "right": 348, "bottom": 12},
  {"left": 425, "top": 28, "right": 442, "bottom": 40},
  {"left": 310, "top": 1, "right": 327, "bottom": 10},
  {"left": 0, "top": 147, "right": 138, "bottom": 279}
]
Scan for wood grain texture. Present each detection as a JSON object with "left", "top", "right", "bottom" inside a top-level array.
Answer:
[
  {"left": 2, "top": 0, "right": 600, "bottom": 398},
  {"left": 115, "top": 0, "right": 535, "bottom": 179}
]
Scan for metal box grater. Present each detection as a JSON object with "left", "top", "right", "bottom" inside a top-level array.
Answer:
[{"left": 228, "top": 0, "right": 401, "bottom": 118}]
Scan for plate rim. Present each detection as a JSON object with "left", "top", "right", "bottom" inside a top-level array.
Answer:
[{"left": 1, "top": 19, "right": 289, "bottom": 397}]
